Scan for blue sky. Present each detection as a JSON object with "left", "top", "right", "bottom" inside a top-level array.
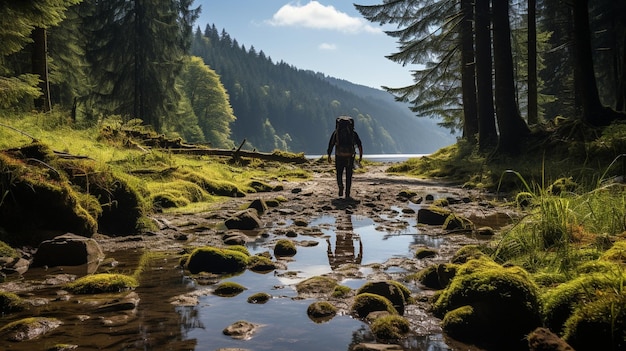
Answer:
[{"left": 195, "top": 0, "right": 416, "bottom": 89}]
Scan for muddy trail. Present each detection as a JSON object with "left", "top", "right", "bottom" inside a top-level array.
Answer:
[{"left": 1, "top": 162, "right": 515, "bottom": 351}]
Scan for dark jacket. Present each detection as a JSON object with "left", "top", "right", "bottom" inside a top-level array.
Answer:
[{"left": 327, "top": 130, "right": 363, "bottom": 158}]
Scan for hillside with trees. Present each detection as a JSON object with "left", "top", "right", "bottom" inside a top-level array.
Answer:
[
  {"left": 0, "top": 0, "right": 454, "bottom": 155},
  {"left": 191, "top": 24, "right": 454, "bottom": 154}
]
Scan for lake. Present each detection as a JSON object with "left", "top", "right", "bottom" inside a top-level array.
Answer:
[{"left": 306, "top": 154, "right": 428, "bottom": 163}]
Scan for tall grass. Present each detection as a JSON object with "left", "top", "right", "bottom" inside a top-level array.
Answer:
[{"left": 491, "top": 161, "right": 626, "bottom": 279}]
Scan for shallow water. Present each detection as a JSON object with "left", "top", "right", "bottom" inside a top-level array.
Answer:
[{"left": 1, "top": 200, "right": 487, "bottom": 351}]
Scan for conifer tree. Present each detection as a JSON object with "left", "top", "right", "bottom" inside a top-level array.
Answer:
[{"left": 84, "top": 0, "right": 198, "bottom": 131}]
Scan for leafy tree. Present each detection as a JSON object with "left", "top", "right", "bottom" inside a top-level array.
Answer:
[{"left": 179, "top": 56, "right": 235, "bottom": 148}]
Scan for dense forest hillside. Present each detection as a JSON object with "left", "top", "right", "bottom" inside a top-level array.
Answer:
[{"left": 192, "top": 25, "right": 455, "bottom": 154}]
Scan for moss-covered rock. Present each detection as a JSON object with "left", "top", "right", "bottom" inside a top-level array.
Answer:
[
  {"left": 414, "top": 263, "right": 458, "bottom": 290},
  {"left": 563, "top": 293, "right": 626, "bottom": 351},
  {"left": 247, "top": 255, "right": 277, "bottom": 273},
  {"left": 65, "top": 273, "right": 138, "bottom": 294},
  {"left": 415, "top": 248, "right": 437, "bottom": 259},
  {"left": 432, "top": 257, "right": 541, "bottom": 349},
  {"left": 370, "top": 315, "right": 411, "bottom": 341},
  {"left": 307, "top": 301, "right": 337, "bottom": 322},
  {"left": 0, "top": 317, "right": 62, "bottom": 341},
  {"left": 296, "top": 276, "right": 337, "bottom": 297},
  {"left": 213, "top": 282, "right": 246, "bottom": 297},
  {"left": 356, "top": 280, "right": 412, "bottom": 315},
  {"left": 274, "top": 239, "right": 297, "bottom": 257},
  {"left": 332, "top": 285, "right": 352, "bottom": 298},
  {"left": 185, "top": 246, "right": 250, "bottom": 274},
  {"left": 0, "top": 291, "right": 26, "bottom": 314},
  {"left": 351, "top": 293, "right": 398, "bottom": 318},
  {"left": 542, "top": 265, "right": 626, "bottom": 335},
  {"left": 247, "top": 292, "right": 271, "bottom": 304}
]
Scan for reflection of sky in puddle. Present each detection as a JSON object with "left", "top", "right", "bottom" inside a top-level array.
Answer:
[{"left": 184, "top": 210, "right": 449, "bottom": 350}]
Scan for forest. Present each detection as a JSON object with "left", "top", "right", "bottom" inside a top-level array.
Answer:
[
  {"left": 0, "top": 0, "right": 455, "bottom": 155},
  {"left": 354, "top": 0, "right": 626, "bottom": 154},
  {"left": 3, "top": 1, "right": 624, "bottom": 156}
]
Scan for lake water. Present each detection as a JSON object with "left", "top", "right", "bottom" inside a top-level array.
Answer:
[{"left": 307, "top": 154, "right": 428, "bottom": 163}]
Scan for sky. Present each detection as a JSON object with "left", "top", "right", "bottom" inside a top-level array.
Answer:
[{"left": 195, "top": 0, "right": 416, "bottom": 89}]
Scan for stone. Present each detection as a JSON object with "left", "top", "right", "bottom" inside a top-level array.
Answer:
[
  {"left": 222, "top": 320, "right": 258, "bottom": 340},
  {"left": 527, "top": 327, "right": 574, "bottom": 351},
  {"left": 33, "top": 233, "right": 104, "bottom": 268},
  {"left": 224, "top": 209, "right": 263, "bottom": 230}
]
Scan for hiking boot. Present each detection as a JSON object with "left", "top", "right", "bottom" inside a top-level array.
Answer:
[{"left": 338, "top": 187, "right": 344, "bottom": 197}]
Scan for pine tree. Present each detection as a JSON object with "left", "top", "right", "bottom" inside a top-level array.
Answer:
[{"left": 84, "top": 0, "right": 198, "bottom": 131}]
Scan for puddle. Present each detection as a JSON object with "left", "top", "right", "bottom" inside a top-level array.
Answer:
[{"left": 1, "top": 209, "right": 465, "bottom": 351}]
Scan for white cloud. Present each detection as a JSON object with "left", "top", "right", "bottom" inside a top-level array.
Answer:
[
  {"left": 267, "top": 1, "right": 381, "bottom": 34},
  {"left": 318, "top": 42, "right": 337, "bottom": 50}
]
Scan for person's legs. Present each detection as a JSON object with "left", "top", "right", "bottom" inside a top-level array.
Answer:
[
  {"left": 335, "top": 157, "right": 345, "bottom": 196},
  {"left": 345, "top": 156, "right": 354, "bottom": 198}
]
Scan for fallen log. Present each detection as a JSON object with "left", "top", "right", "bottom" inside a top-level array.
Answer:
[{"left": 166, "top": 147, "right": 309, "bottom": 164}]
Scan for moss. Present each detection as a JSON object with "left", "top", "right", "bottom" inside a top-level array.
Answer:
[
  {"left": 542, "top": 269, "right": 626, "bottom": 334},
  {"left": 0, "top": 240, "right": 18, "bottom": 258},
  {"left": 247, "top": 292, "right": 271, "bottom": 304},
  {"left": 296, "top": 276, "right": 338, "bottom": 296},
  {"left": 563, "top": 293, "right": 626, "bottom": 351},
  {"left": 370, "top": 315, "right": 411, "bottom": 341},
  {"left": 441, "top": 305, "right": 476, "bottom": 340},
  {"left": 248, "top": 180, "right": 273, "bottom": 192},
  {"left": 433, "top": 258, "right": 542, "bottom": 347},
  {"left": 351, "top": 293, "right": 398, "bottom": 318},
  {"left": 177, "top": 169, "right": 245, "bottom": 197},
  {"left": 356, "top": 280, "right": 412, "bottom": 315},
  {"left": 332, "top": 285, "right": 352, "bottom": 298},
  {"left": 601, "top": 240, "right": 626, "bottom": 263},
  {"left": 415, "top": 248, "right": 437, "bottom": 259},
  {"left": 247, "top": 255, "right": 276, "bottom": 273},
  {"left": 66, "top": 273, "right": 138, "bottom": 294},
  {"left": 0, "top": 291, "right": 26, "bottom": 313},
  {"left": 451, "top": 245, "right": 487, "bottom": 264},
  {"left": 548, "top": 177, "right": 578, "bottom": 195},
  {"left": 274, "top": 239, "right": 297, "bottom": 257},
  {"left": 213, "top": 282, "right": 246, "bottom": 297},
  {"left": 226, "top": 245, "right": 250, "bottom": 256},
  {"left": 0, "top": 317, "right": 62, "bottom": 340},
  {"left": 307, "top": 301, "right": 337, "bottom": 322},
  {"left": 414, "top": 263, "right": 458, "bottom": 290},
  {"left": 185, "top": 246, "right": 250, "bottom": 274}
]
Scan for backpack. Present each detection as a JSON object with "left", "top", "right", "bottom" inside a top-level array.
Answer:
[{"left": 334, "top": 116, "right": 355, "bottom": 157}]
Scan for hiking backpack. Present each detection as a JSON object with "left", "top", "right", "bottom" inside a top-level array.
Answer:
[{"left": 334, "top": 116, "right": 355, "bottom": 157}]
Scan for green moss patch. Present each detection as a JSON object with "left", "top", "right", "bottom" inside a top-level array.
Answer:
[
  {"left": 213, "top": 282, "right": 246, "bottom": 297},
  {"left": 296, "top": 276, "right": 338, "bottom": 297},
  {"left": 66, "top": 273, "right": 138, "bottom": 294},
  {"left": 247, "top": 292, "right": 271, "bottom": 304},
  {"left": 433, "top": 257, "right": 541, "bottom": 349},
  {"left": 370, "top": 315, "right": 411, "bottom": 341},
  {"left": 351, "top": 293, "right": 398, "bottom": 318},
  {"left": 274, "top": 239, "right": 297, "bottom": 257},
  {"left": 185, "top": 246, "right": 250, "bottom": 274},
  {"left": 307, "top": 301, "right": 337, "bottom": 322},
  {"left": 0, "top": 291, "right": 26, "bottom": 313}
]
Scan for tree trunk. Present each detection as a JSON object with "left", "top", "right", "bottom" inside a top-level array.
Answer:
[
  {"left": 527, "top": 0, "right": 538, "bottom": 124},
  {"left": 32, "top": 27, "right": 52, "bottom": 112},
  {"left": 572, "top": 0, "right": 625, "bottom": 125},
  {"left": 460, "top": 0, "right": 478, "bottom": 143},
  {"left": 474, "top": 0, "right": 498, "bottom": 151},
  {"left": 492, "top": 0, "right": 530, "bottom": 154}
]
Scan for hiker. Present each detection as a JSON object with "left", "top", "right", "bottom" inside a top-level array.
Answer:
[{"left": 327, "top": 116, "right": 363, "bottom": 199}]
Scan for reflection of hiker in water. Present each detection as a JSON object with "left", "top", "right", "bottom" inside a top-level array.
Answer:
[
  {"left": 326, "top": 215, "right": 362, "bottom": 270},
  {"left": 327, "top": 116, "right": 363, "bottom": 199}
]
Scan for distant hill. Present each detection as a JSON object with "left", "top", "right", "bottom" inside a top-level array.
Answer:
[{"left": 192, "top": 25, "right": 456, "bottom": 154}]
